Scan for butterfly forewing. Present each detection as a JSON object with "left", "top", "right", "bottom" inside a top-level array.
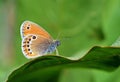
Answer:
[{"left": 20, "top": 21, "right": 52, "bottom": 40}]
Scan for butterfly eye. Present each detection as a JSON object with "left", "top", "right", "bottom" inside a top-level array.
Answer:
[{"left": 32, "top": 36, "right": 36, "bottom": 39}]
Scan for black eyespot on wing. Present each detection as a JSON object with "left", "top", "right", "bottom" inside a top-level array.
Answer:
[
  {"left": 30, "top": 52, "right": 32, "bottom": 54},
  {"left": 27, "top": 26, "right": 30, "bottom": 29},
  {"left": 27, "top": 45, "right": 29, "bottom": 47},
  {"left": 32, "top": 36, "right": 36, "bottom": 39},
  {"left": 29, "top": 39, "right": 31, "bottom": 41},
  {"left": 28, "top": 49, "right": 30, "bottom": 51}
]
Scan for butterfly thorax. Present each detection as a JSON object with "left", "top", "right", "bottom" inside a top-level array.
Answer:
[{"left": 46, "top": 40, "right": 60, "bottom": 54}]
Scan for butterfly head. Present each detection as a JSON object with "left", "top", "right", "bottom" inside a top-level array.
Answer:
[{"left": 54, "top": 40, "right": 60, "bottom": 47}]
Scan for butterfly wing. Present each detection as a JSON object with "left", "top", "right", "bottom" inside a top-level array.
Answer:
[
  {"left": 20, "top": 21, "right": 54, "bottom": 58},
  {"left": 22, "top": 34, "right": 52, "bottom": 59},
  {"left": 20, "top": 20, "right": 52, "bottom": 40}
]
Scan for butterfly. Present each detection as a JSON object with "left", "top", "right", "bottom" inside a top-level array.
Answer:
[{"left": 20, "top": 21, "right": 60, "bottom": 59}]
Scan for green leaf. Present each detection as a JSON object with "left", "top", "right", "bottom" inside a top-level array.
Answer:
[
  {"left": 7, "top": 46, "right": 120, "bottom": 82},
  {"left": 111, "top": 36, "right": 120, "bottom": 47}
]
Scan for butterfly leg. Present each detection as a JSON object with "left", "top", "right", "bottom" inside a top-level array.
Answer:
[{"left": 55, "top": 48, "right": 59, "bottom": 55}]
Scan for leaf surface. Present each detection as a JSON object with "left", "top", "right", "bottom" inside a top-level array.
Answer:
[{"left": 7, "top": 46, "right": 120, "bottom": 82}]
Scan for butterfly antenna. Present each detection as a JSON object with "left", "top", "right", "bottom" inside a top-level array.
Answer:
[{"left": 56, "top": 32, "right": 62, "bottom": 40}]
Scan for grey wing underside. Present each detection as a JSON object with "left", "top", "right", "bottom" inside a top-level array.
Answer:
[{"left": 22, "top": 34, "right": 52, "bottom": 58}]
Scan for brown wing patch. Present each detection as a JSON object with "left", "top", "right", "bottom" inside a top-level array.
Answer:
[{"left": 21, "top": 21, "right": 52, "bottom": 39}]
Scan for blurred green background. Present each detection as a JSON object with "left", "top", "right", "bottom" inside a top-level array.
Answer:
[{"left": 0, "top": 0, "right": 120, "bottom": 82}]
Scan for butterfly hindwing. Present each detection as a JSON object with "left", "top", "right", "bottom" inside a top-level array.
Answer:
[{"left": 22, "top": 34, "right": 52, "bottom": 59}]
